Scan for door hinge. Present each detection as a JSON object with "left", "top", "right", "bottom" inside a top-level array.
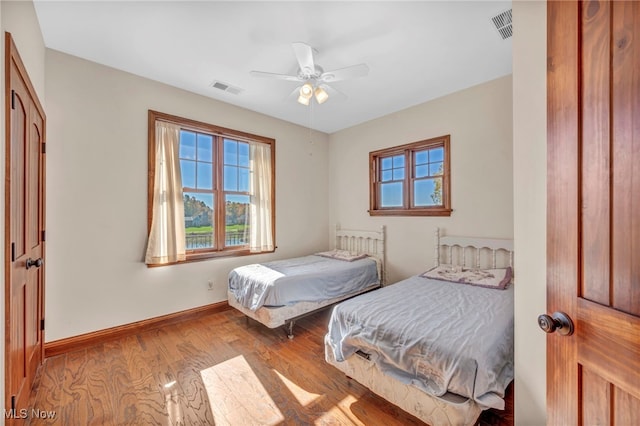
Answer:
[
  {"left": 42, "top": 142, "right": 46, "bottom": 154},
  {"left": 11, "top": 90, "right": 16, "bottom": 110},
  {"left": 11, "top": 242, "right": 15, "bottom": 262},
  {"left": 42, "top": 230, "right": 46, "bottom": 242},
  {"left": 11, "top": 395, "right": 16, "bottom": 411},
  {"left": 40, "top": 319, "right": 45, "bottom": 331}
]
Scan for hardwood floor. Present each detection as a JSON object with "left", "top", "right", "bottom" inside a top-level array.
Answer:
[{"left": 25, "top": 308, "right": 513, "bottom": 425}]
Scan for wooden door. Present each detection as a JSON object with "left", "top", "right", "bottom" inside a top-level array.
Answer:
[
  {"left": 547, "top": 1, "right": 640, "bottom": 424},
  {"left": 4, "top": 32, "right": 46, "bottom": 417}
]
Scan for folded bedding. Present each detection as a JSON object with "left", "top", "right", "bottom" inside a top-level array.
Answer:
[
  {"left": 326, "top": 274, "right": 513, "bottom": 410},
  {"left": 228, "top": 255, "right": 379, "bottom": 311}
]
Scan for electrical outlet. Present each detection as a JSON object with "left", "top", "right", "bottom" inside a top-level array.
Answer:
[{"left": 207, "top": 280, "right": 214, "bottom": 291}]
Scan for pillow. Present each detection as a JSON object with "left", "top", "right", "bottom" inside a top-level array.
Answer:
[
  {"left": 315, "top": 249, "right": 368, "bottom": 262},
  {"left": 421, "top": 265, "right": 512, "bottom": 290}
]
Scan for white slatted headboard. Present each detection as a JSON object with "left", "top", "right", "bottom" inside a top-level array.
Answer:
[
  {"left": 434, "top": 228, "right": 514, "bottom": 271},
  {"left": 335, "top": 224, "right": 386, "bottom": 284}
]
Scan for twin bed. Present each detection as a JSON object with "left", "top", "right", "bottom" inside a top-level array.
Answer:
[
  {"left": 325, "top": 229, "right": 514, "bottom": 425},
  {"left": 227, "top": 227, "right": 513, "bottom": 426},
  {"left": 227, "top": 226, "right": 385, "bottom": 338}
]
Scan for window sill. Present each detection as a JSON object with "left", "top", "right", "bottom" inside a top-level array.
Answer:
[
  {"left": 146, "top": 247, "right": 276, "bottom": 268},
  {"left": 368, "top": 208, "right": 452, "bottom": 217}
]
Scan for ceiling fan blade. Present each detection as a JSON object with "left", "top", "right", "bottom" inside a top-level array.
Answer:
[
  {"left": 292, "top": 42, "right": 315, "bottom": 75},
  {"left": 320, "top": 63, "right": 369, "bottom": 83},
  {"left": 250, "top": 70, "right": 301, "bottom": 82},
  {"left": 286, "top": 85, "right": 302, "bottom": 101}
]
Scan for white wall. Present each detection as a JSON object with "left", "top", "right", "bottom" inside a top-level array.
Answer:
[
  {"left": 328, "top": 75, "right": 513, "bottom": 283},
  {"left": 513, "top": 1, "right": 547, "bottom": 424},
  {"left": 1, "top": 1, "right": 46, "bottom": 421},
  {"left": 1, "top": 0, "right": 46, "bottom": 99},
  {"left": 45, "top": 50, "right": 330, "bottom": 341}
]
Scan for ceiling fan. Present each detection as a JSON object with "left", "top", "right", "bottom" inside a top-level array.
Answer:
[{"left": 250, "top": 42, "right": 369, "bottom": 106}]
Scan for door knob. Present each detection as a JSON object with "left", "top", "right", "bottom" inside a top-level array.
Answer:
[
  {"left": 26, "top": 257, "right": 43, "bottom": 270},
  {"left": 537, "top": 311, "right": 574, "bottom": 336}
]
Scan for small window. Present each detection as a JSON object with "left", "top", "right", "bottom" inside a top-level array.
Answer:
[{"left": 369, "top": 135, "right": 451, "bottom": 216}]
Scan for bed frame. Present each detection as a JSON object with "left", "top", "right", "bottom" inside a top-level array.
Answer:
[
  {"left": 325, "top": 227, "right": 514, "bottom": 426},
  {"left": 434, "top": 227, "right": 514, "bottom": 270},
  {"left": 228, "top": 225, "right": 385, "bottom": 339}
]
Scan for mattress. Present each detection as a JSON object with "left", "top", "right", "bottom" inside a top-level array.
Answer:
[
  {"left": 326, "top": 274, "right": 514, "bottom": 410},
  {"left": 228, "top": 254, "right": 379, "bottom": 311},
  {"left": 324, "top": 339, "right": 482, "bottom": 426}
]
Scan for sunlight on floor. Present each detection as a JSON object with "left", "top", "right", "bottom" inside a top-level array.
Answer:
[
  {"left": 273, "top": 369, "right": 322, "bottom": 406},
  {"left": 314, "top": 394, "right": 363, "bottom": 425},
  {"left": 201, "top": 355, "right": 284, "bottom": 425},
  {"left": 163, "top": 378, "right": 183, "bottom": 425}
]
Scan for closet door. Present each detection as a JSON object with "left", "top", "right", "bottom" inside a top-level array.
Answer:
[{"left": 5, "top": 32, "right": 46, "bottom": 420}]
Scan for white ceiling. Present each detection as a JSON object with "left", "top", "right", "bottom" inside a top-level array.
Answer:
[{"left": 33, "top": 1, "right": 512, "bottom": 134}]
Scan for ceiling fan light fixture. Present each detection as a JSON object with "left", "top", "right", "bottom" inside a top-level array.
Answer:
[
  {"left": 314, "top": 86, "right": 329, "bottom": 104},
  {"left": 300, "top": 83, "right": 313, "bottom": 98},
  {"left": 298, "top": 82, "right": 314, "bottom": 105},
  {"left": 297, "top": 94, "right": 310, "bottom": 105}
]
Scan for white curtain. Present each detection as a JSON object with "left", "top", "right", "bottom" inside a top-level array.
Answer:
[
  {"left": 249, "top": 141, "right": 274, "bottom": 252},
  {"left": 145, "top": 121, "right": 186, "bottom": 264}
]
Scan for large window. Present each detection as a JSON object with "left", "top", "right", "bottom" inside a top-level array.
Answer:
[
  {"left": 147, "top": 111, "right": 275, "bottom": 263},
  {"left": 369, "top": 135, "right": 451, "bottom": 216}
]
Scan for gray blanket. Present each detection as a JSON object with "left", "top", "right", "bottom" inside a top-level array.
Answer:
[
  {"left": 326, "top": 275, "right": 513, "bottom": 410},
  {"left": 228, "top": 255, "right": 379, "bottom": 311}
]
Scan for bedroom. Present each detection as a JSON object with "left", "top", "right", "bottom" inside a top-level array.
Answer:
[{"left": 0, "top": 1, "right": 577, "bottom": 425}]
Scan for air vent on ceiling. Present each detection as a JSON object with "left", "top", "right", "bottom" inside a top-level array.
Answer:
[
  {"left": 210, "top": 80, "right": 244, "bottom": 95},
  {"left": 491, "top": 9, "right": 513, "bottom": 40}
]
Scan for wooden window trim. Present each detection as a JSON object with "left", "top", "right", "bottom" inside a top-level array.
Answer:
[
  {"left": 369, "top": 135, "right": 451, "bottom": 217},
  {"left": 147, "top": 110, "right": 276, "bottom": 265}
]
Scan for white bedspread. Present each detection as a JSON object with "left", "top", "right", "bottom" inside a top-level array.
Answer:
[
  {"left": 228, "top": 255, "right": 379, "bottom": 311},
  {"left": 326, "top": 275, "right": 513, "bottom": 410}
]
